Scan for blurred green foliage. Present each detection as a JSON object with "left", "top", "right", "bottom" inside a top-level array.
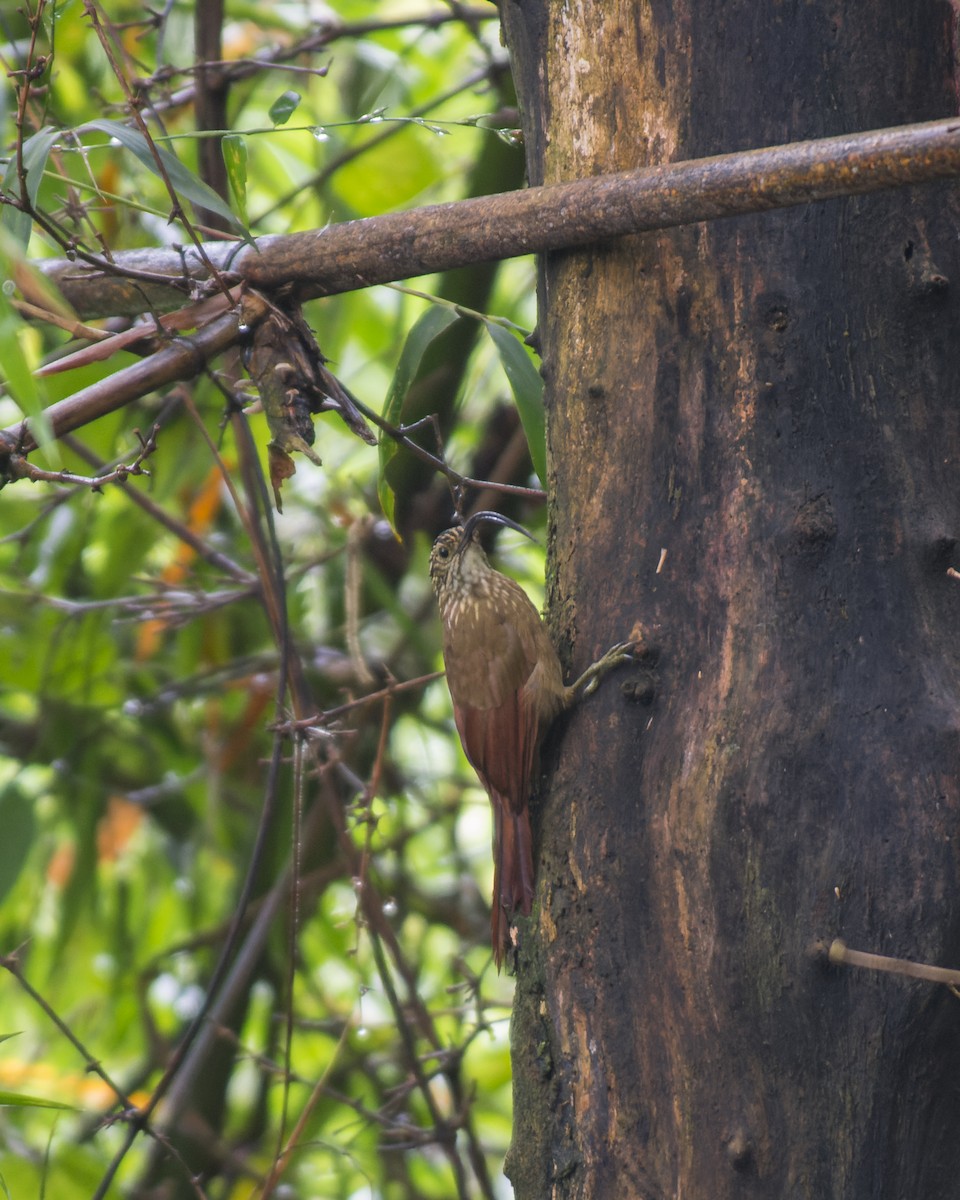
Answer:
[{"left": 0, "top": 2, "right": 546, "bottom": 1197}]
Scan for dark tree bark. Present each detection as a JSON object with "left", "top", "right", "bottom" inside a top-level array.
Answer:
[{"left": 499, "top": 3, "right": 960, "bottom": 1198}]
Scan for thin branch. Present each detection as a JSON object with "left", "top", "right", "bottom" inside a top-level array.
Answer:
[
  {"left": 0, "top": 944, "right": 135, "bottom": 1112},
  {"left": 0, "top": 946, "right": 208, "bottom": 1199},
  {"left": 257, "top": 1021, "right": 353, "bottom": 1200},
  {"left": 62, "top": 425, "right": 257, "bottom": 586},
  {"left": 823, "top": 938, "right": 960, "bottom": 987},
  {"left": 32, "top": 116, "right": 960, "bottom": 320},
  {"left": 3, "top": 423, "right": 159, "bottom": 488},
  {"left": 349, "top": 395, "right": 547, "bottom": 501},
  {"left": 309, "top": 671, "right": 445, "bottom": 725},
  {"left": 81, "top": 0, "right": 235, "bottom": 301},
  {"left": 256, "top": 60, "right": 500, "bottom": 222},
  {"left": 136, "top": 7, "right": 495, "bottom": 119},
  {"left": 93, "top": 415, "right": 308, "bottom": 1194}
]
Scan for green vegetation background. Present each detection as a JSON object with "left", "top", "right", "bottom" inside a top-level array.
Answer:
[{"left": 0, "top": 3, "right": 544, "bottom": 1197}]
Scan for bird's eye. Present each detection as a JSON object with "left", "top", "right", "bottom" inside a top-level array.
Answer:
[{"left": 438, "top": 546, "right": 449, "bottom": 559}]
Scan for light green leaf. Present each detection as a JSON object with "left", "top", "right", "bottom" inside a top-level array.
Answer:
[
  {"left": 378, "top": 306, "right": 459, "bottom": 532},
  {"left": 222, "top": 134, "right": 248, "bottom": 226},
  {"left": 269, "top": 90, "right": 301, "bottom": 126},
  {"left": 79, "top": 119, "right": 249, "bottom": 237},
  {"left": 0, "top": 782, "right": 36, "bottom": 907},
  {"left": 0, "top": 234, "right": 56, "bottom": 454},
  {"left": 1, "top": 125, "right": 61, "bottom": 247},
  {"left": 0, "top": 291, "right": 42, "bottom": 418},
  {"left": 485, "top": 321, "right": 546, "bottom": 483},
  {"left": 0, "top": 1090, "right": 76, "bottom": 1110},
  {"left": 0, "top": 216, "right": 76, "bottom": 320}
]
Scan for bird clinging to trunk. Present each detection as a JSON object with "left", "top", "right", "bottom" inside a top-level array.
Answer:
[{"left": 429, "top": 511, "right": 633, "bottom": 968}]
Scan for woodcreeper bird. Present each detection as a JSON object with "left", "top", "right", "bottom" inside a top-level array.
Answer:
[{"left": 430, "top": 510, "right": 633, "bottom": 968}]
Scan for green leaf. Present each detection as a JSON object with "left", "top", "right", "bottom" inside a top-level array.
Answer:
[
  {"left": 269, "top": 90, "right": 301, "bottom": 126},
  {"left": 485, "top": 321, "right": 546, "bottom": 483},
  {"left": 0, "top": 229, "right": 56, "bottom": 454},
  {"left": 78, "top": 119, "right": 249, "bottom": 237},
  {"left": 222, "top": 134, "right": 248, "bottom": 226},
  {"left": 1, "top": 125, "right": 61, "bottom": 247},
  {"left": 0, "top": 781, "right": 37, "bottom": 907},
  {"left": 0, "top": 1090, "right": 76, "bottom": 1111},
  {"left": 0, "top": 290, "right": 42, "bottom": 417},
  {"left": 377, "top": 306, "right": 459, "bottom": 532},
  {"left": 17, "top": 126, "right": 59, "bottom": 207}
]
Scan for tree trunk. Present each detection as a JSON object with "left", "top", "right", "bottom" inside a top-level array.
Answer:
[{"left": 499, "top": 3, "right": 960, "bottom": 1197}]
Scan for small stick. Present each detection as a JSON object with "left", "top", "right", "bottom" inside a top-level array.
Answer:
[{"left": 825, "top": 938, "right": 960, "bottom": 987}]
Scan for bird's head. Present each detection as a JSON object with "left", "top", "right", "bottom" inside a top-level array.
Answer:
[{"left": 429, "top": 511, "right": 535, "bottom": 602}]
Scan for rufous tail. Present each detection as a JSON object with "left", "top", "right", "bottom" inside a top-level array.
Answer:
[{"left": 490, "top": 797, "right": 534, "bottom": 970}]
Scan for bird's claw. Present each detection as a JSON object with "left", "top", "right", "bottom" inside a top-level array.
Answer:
[{"left": 577, "top": 640, "right": 636, "bottom": 697}]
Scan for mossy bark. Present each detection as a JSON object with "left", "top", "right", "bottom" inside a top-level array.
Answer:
[{"left": 500, "top": 2, "right": 960, "bottom": 1197}]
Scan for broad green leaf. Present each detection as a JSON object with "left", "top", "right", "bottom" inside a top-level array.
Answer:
[
  {"left": 222, "top": 134, "right": 248, "bottom": 226},
  {"left": 0, "top": 125, "right": 61, "bottom": 246},
  {"left": 79, "top": 119, "right": 249, "bottom": 237},
  {"left": 18, "top": 127, "right": 59, "bottom": 208},
  {"left": 0, "top": 782, "right": 36, "bottom": 907},
  {"left": 485, "top": 321, "right": 546, "bottom": 483},
  {"left": 0, "top": 243, "right": 55, "bottom": 454},
  {"left": 269, "top": 90, "right": 301, "bottom": 126},
  {"left": 0, "top": 217, "right": 75, "bottom": 319},
  {"left": 332, "top": 132, "right": 439, "bottom": 219},
  {"left": 377, "top": 305, "right": 458, "bottom": 531},
  {"left": 0, "top": 1090, "right": 76, "bottom": 1110}
]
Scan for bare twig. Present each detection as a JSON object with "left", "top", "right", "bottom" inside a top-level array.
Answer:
[
  {"left": 0, "top": 943, "right": 135, "bottom": 1111},
  {"left": 350, "top": 396, "right": 547, "bottom": 501},
  {"left": 92, "top": 407, "right": 308, "bottom": 1198},
  {"left": 256, "top": 61, "right": 499, "bottom": 222},
  {"left": 2, "top": 423, "right": 159, "bottom": 488},
  {"left": 257, "top": 1021, "right": 353, "bottom": 1200},
  {"left": 62, "top": 425, "right": 257, "bottom": 586},
  {"left": 271, "top": 671, "right": 445, "bottom": 735},
  {"left": 80, "top": 0, "right": 235, "bottom": 301},
  {"left": 822, "top": 938, "right": 960, "bottom": 987},
  {"left": 136, "top": 7, "right": 495, "bottom": 119},
  {"left": 0, "top": 946, "right": 208, "bottom": 1199}
]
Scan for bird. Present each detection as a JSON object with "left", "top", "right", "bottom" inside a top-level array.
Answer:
[{"left": 429, "top": 510, "right": 633, "bottom": 968}]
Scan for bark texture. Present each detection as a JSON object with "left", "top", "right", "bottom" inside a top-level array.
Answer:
[{"left": 499, "top": 3, "right": 960, "bottom": 1198}]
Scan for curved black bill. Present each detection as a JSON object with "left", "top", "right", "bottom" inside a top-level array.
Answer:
[{"left": 459, "top": 510, "right": 537, "bottom": 547}]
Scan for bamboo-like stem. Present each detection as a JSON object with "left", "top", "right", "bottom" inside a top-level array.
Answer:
[
  {"left": 1, "top": 308, "right": 241, "bottom": 455},
  {"left": 34, "top": 117, "right": 960, "bottom": 320},
  {"left": 8, "top": 117, "right": 960, "bottom": 463}
]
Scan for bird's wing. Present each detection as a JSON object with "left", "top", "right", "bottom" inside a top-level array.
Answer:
[
  {"left": 453, "top": 685, "right": 539, "bottom": 810},
  {"left": 444, "top": 585, "right": 542, "bottom": 807}
]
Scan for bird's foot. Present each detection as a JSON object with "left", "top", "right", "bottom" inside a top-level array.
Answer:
[{"left": 573, "top": 640, "right": 635, "bottom": 698}]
